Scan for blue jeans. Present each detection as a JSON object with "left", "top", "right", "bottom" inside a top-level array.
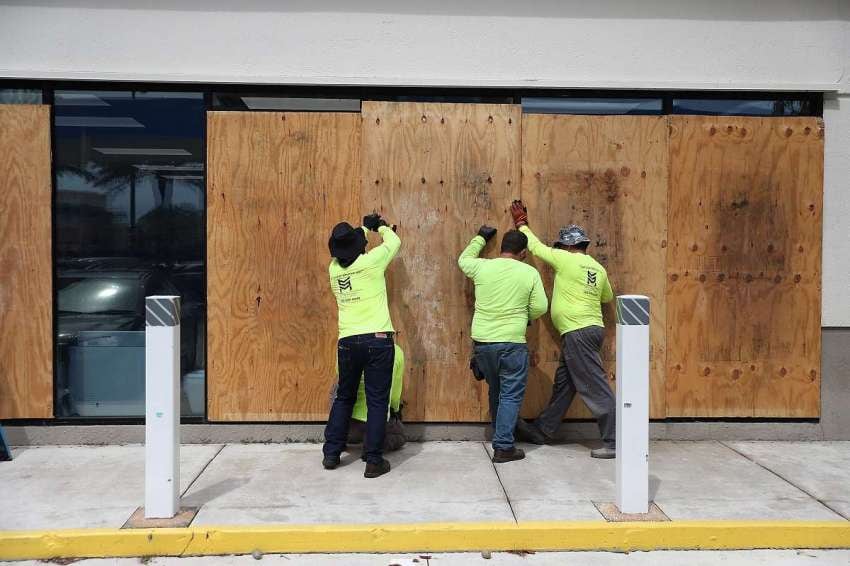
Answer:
[
  {"left": 473, "top": 342, "right": 529, "bottom": 451},
  {"left": 324, "top": 333, "right": 394, "bottom": 465}
]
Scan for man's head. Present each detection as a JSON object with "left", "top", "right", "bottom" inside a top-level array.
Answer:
[
  {"left": 553, "top": 224, "right": 591, "bottom": 254},
  {"left": 328, "top": 222, "right": 367, "bottom": 267},
  {"left": 500, "top": 229, "right": 528, "bottom": 260}
]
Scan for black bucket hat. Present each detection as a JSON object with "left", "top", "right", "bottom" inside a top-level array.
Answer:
[{"left": 328, "top": 222, "right": 367, "bottom": 266}]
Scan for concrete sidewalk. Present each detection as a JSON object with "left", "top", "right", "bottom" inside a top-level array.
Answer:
[{"left": 1, "top": 440, "right": 848, "bottom": 531}]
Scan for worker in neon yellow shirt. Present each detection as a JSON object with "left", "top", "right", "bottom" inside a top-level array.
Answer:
[
  {"left": 459, "top": 225, "right": 548, "bottom": 463},
  {"left": 510, "top": 200, "right": 616, "bottom": 459},
  {"left": 324, "top": 213, "right": 400, "bottom": 478},
  {"left": 330, "top": 345, "right": 406, "bottom": 455}
]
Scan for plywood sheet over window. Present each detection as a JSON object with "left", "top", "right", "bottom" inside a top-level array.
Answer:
[
  {"left": 666, "top": 116, "right": 823, "bottom": 417},
  {"left": 520, "top": 115, "right": 669, "bottom": 419},
  {"left": 207, "top": 112, "right": 361, "bottom": 421},
  {"left": 0, "top": 105, "right": 53, "bottom": 419},
  {"left": 360, "top": 102, "right": 521, "bottom": 422}
]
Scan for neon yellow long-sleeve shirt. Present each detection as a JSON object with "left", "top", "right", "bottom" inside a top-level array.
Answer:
[
  {"left": 519, "top": 225, "right": 613, "bottom": 335},
  {"left": 329, "top": 226, "right": 401, "bottom": 339},
  {"left": 457, "top": 235, "right": 548, "bottom": 344}
]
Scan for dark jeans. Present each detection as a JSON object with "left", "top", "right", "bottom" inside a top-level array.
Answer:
[
  {"left": 473, "top": 342, "right": 529, "bottom": 451},
  {"left": 324, "top": 333, "right": 394, "bottom": 465},
  {"left": 535, "top": 326, "right": 616, "bottom": 448}
]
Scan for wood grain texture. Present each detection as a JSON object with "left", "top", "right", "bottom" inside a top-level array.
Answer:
[
  {"left": 520, "top": 115, "right": 669, "bottom": 419},
  {"left": 207, "top": 111, "right": 362, "bottom": 421},
  {"left": 666, "top": 116, "right": 823, "bottom": 417},
  {"left": 361, "top": 102, "right": 521, "bottom": 422},
  {"left": 0, "top": 105, "right": 53, "bottom": 419}
]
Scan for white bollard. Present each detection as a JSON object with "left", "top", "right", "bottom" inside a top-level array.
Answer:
[
  {"left": 615, "top": 295, "right": 650, "bottom": 514},
  {"left": 145, "top": 295, "right": 181, "bottom": 519}
]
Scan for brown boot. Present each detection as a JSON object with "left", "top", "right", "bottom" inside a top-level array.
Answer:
[
  {"left": 515, "top": 420, "right": 549, "bottom": 445},
  {"left": 492, "top": 447, "right": 525, "bottom": 463},
  {"left": 364, "top": 458, "right": 391, "bottom": 478}
]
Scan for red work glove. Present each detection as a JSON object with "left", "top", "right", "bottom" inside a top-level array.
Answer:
[{"left": 511, "top": 200, "right": 528, "bottom": 227}]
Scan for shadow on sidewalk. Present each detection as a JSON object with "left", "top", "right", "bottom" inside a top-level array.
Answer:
[
  {"left": 340, "top": 441, "right": 425, "bottom": 470},
  {"left": 182, "top": 477, "right": 249, "bottom": 507}
]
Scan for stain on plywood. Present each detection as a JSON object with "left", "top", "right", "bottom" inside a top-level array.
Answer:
[
  {"left": 666, "top": 116, "right": 822, "bottom": 417},
  {"left": 361, "top": 102, "right": 521, "bottom": 422},
  {"left": 521, "top": 114, "right": 669, "bottom": 419}
]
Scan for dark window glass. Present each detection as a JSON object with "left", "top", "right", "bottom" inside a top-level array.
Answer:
[
  {"left": 0, "top": 88, "right": 42, "bottom": 104},
  {"left": 213, "top": 93, "right": 360, "bottom": 112},
  {"left": 53, "top": 90, "right": 205, "bottom": 418},
  {"left": 672, "top": 98, "right": 812, "bottom": 116},
  {"left": 522, "top": 97, "right": 663, "bottom": 115}
]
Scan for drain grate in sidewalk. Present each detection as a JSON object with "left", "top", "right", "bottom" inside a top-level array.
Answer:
[{"left": 593, "top": 501, "right": 670, "bottom": 522}]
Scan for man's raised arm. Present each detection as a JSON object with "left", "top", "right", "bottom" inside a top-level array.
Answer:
[
  {"left": 363, "top": 213, "right": 401, "bottom": 269},
  {"left": 510, "top": 200, "right": 558, "bottom": 267},
  {"left": 458, "top": 225, "right": 497, "bottom": 279}
]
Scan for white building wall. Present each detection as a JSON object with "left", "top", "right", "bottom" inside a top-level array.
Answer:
[
  {"left": 823, "top": 93, "right": 850, "bottom": 327},
  {"left": 1, "top": 0, "right": 849, "bottom": 322}
]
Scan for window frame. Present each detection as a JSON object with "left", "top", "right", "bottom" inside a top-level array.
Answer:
[{"left": 0, "top": 78, "right": 824, "bottom": 425}]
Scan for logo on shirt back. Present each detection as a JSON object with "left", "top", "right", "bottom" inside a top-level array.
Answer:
[
  {"left": 586, "top": 270, "right": 597, "bottom": 286},
  {"left": 338, "top": 276, "right": 352, "bottom": 292}
]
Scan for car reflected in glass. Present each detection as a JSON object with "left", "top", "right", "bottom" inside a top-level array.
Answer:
[{"left": 55, "top": 259, "right": 204, "bottom": 417}]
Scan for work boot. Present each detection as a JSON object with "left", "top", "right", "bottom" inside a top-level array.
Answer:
[
  {"left": 515, "top": 420, "right": 549, "bottom": 445},
  {"left": 590, "top": 446, "right": 616, "bottom": 459},
  {"left": 492, "top": 447, "right": 525, "bottom": 463},
  {"left": 364, "top": 458, "right": 391, "bottom": 478},
  {"left": 322, "top": 455, "right": 340, "bottom": 470},
  {"left": 363, "top": 458, "right": 390, "bottom": 478}
]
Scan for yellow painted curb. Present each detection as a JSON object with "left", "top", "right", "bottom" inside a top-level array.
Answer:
[{"left": 2, "top": 521, "right": 849, "bottom": 560}]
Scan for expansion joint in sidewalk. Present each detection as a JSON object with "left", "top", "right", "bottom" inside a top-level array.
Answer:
[
  {"left": 718, "top": 441, "right": 849, "bottom": 521},
  {"left": 483, "top": 442, "right": 518, "bottom": 524},
  {"left": 181, "top": 443, "right": 226, "bottom": 498}
]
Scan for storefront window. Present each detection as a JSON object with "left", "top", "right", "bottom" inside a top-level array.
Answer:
[
  {"left": 0, "top": 88, "right": 42, "bottom": 104},
  {"left": 672, "top": 98, "right": 813, "bottom": 116},
  {"left": 522, "top": 97, "right": 662, "bottom": 115},
  {"left": 53, "top": 90, "right": 206, "bottom": 418},
  {"left": 212, "top": 93, "right": 360, "bottom": 111}
]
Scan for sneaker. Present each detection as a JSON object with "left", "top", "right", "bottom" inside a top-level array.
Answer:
[
  {"left": 322, "top": 455, "right": 340, "bottom": 470},
  {"left": 515, "top": 421, "right": 549, "bottom": 445},
  {"left": 492, "top": 447, "right": 526, "bottom": 463},
  {"left": 590, "top": 446, "right": 616, "bottom": 459},
  {"left": 364, "top": 458, "right": 391, "bottom": 478}
]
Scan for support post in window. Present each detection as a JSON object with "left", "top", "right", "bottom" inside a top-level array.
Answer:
[
  {"left": 615, "top": 295, "right": 650, "bottom": 514},
  {"left": 145, "top": 295, "right": 181, "bottom": 519}
]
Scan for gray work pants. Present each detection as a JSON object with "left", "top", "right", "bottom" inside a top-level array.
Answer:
[{"left": 534, "top": 326, "right": 616, "bottom": 447}]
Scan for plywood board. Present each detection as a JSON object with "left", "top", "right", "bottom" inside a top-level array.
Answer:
[
  {"left": 666, "top": 116, "right": 822, "bottom": 417},
  {"left": 0, "top": 105, "right": 53, "bottom": 419},
  {"left": 361, "top": 102, "right": 521, "bottom": 422},
  {"left": 207, "top": 111, "right": 362, "bottom": 421},
  {"left": 520, "top": 115, "right": 669, "bottom": 419}
]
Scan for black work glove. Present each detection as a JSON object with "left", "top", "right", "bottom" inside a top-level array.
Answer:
[
  {"left": 363, "top": 213, "right": 388, "bottom": 232},
  {"left": 478, "top": 225, "right": 497, "bottom": 242}
]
